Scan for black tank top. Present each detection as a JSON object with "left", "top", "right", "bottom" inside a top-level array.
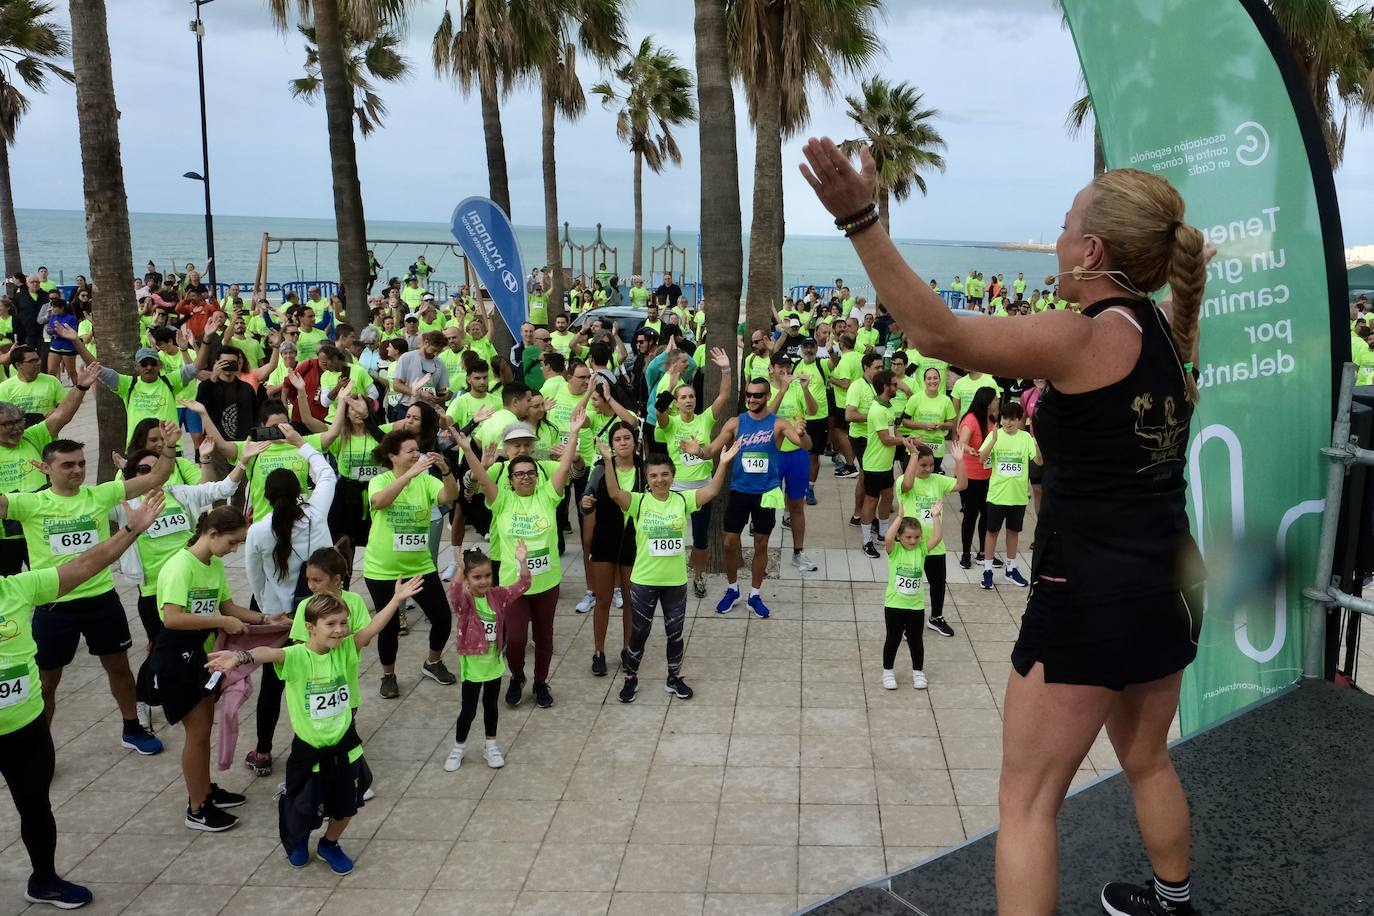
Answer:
[{"left": 1031, "top": 297, "right": 1204, "bottom": 603}]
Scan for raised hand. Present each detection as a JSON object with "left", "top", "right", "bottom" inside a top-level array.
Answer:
[
  {"left": 949, "top": 440, "right": 964, "bottom": 462},
  {"left": 287, "top": 371, "right": 306, "bottom": 391},
  {"left": 52, "top": 322, "right": 78, "bottom": 341},
  {"left": 157, "top": 420, "right": 181, "bottom": 447},
  {"left": 710, "top": 347, "right": 729, "bottom": 370},
  {"left": 799, "top": 138, "right": 879, "bottom": 221},
  {"left": 276, "top": 422, "right": 304, "bottom": 447},
  {"left": 76, "top": 360, "right": 101, "bottom": 389},
  {"left": 111, "top": 451, "right": 127, "bottom": 470},
  {"left": 473, "top": 406, "right": 496, "bottom": 424},
  {"left": 407, "top": 453, "right": 437, "bottom": 479},
  {"left": 242, "top": 439, "right": 274, "bottom": 460},
  {"left": 123, "top": 490, "right": 166, "bottom": 535},
  {"left": 719, "top": 439, "right": 742, "bottom": 464},
  {"left": 393, "top": 575, "right": 425, "bottom": 604}
]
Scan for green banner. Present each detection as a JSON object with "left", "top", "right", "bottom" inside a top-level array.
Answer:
[{"left": 1060, "top": 0, "right": 1349, "bottom": 731}]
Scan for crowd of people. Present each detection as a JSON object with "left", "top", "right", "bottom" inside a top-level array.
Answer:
[{"left": 0, "top": 248, "right": 1059, "bottom": 910}]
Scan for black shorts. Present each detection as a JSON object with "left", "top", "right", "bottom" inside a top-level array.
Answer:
[
  {"left": 33, "top": 589, "right": 133, "bottom": 669},
  {"left": 862, "top": 468, "right": 895, "bottom": 498},
  {"left": 806, "top": 419, "right": 829, "bottom": 456},
  {"left": 829, "top": 401, "right": 846, "bottom": 425},
  {"left": 1012, "top": 582, "right": 1203, "bottom": 690},
  {"left": 848, "top": 435, "right": 867, "bottom": 466},
  {"left": 1028, "top": 459, "right": 1044, "bottom": 486},
  {"left": 723, "top": 490, "right": 776, "bottom": 536},
  {"left": 589, "top": 519, "right": 637, "bottom": 566},
  {"left": 138, "top": 634, "right": 220, "bottom": 725},
  {"left": 985, "top": 503, "right": 1026, "bottom": 533}
]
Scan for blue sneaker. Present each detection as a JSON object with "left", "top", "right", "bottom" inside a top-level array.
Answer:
[
  {"left": 748, "top": 594, "right": 771, "bottom": 619},
  {"left": 317, "top": 838, "right": 354, "bottom": 876},
  {"left": 286, "top": 844, "right": 310, "bottom": 868},
  {"left": 980, "top": 570, "right": 994, "bottom": 590},
  {"left": 805, "top": 485, "right": 817, "bottom": 506},
  {"left": 25, "top": 877, "right": 93, "bottom": 909},
  {"left": 715, "top": 586, "right": 739, "bottom": 614},
  {"left": 1004, "top": 568, "right": 1029, "bottom": 588},
  {"left": 120, "top": 723, "right": 163, "bottom": 756}
]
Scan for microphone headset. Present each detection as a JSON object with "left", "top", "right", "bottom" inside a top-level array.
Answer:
[{"left": 1045, "top": 265, "right": 1148, "bottom": 299}]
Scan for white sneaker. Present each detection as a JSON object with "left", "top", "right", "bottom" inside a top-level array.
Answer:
[
  {"left": 483, "top": 742, "right": 505, "bottom": 769},
  {"left": 443, "top": 742, "right": 464, "bottom": 772},
  {"left": 912, "top": 670, "right": 928, "bottom": 690},
  {"left": 574, "top": 590, "right": 595, "bottom": 614},
  {"left": 136, "top": 701, "right": 153, "bottom": 732},
  {"left": 792, "top": 551, "right": 818, "bottom": 572},
  {"left": 613, "top": 587, "right": 623, "bottom": 609},
  {"left": 363, "top": 786, "right": 376, "bottom": 801},
  {"left": 440, "top": 559, "right": 457, "bottom": 581},
  {"left": 882, "top": 669, "right": 897, "bottom": 690}
]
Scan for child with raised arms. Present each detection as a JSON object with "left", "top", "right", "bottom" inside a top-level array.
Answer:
[{"left": 881, "top": 507, "right": 944, "bottom": 690}]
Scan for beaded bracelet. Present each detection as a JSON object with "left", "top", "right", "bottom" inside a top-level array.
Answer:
[
  {"left": 233, "top": 649, "right": 253, "bottom": 666},
  {"left": 833, "top": 203, "right": 876, "bottom": 228},
  {"left": 842, "top": 211, "right": 881, "bottom": 238}
]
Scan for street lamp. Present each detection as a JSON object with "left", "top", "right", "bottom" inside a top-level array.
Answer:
[{"left": 189, "top": 0, "right": 216, "bottom": 292}]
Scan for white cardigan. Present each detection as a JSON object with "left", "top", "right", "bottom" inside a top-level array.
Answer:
[
  {"left": 244, "top": 446, "right": 338, "bottom": 615},
  {"left": 116, "top": 476, "right": 243, "bottom": 586}
]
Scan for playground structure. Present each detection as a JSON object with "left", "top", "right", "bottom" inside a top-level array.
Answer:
[
  {"left": 649, "top": 226, "right": 687, "bottom": 285},
  {"left": 561, "top": 222, "right": 619, "bottom": 288},
  {"left": 251, "top": 234, "right": 473, "bottom": 304}
]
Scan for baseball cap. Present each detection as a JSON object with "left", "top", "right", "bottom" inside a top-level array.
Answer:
[
  {"left": 788, "top": 317, "right": 801, "bottom": 327},
  {"left": 404, "top": 313, "right": 420, "bottom": 323},
  {"left": 135, "top": 347, "right": 160, "bottom": 364},
  {"left": 422, "top": 293, "right": 435, "bottom": 302},
  {"left": 503, "top": 422, "right": 536, "bottom": 442}
]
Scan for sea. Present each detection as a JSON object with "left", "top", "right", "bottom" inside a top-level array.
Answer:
[{"left": 15, "top": 207, "right": 1058, "bottom": 300}]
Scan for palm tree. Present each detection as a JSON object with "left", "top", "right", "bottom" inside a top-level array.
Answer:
[
  {"left": 432, "top": 0, "right": 519, "bottom": 217},
  {"left": 291, "top": 17, "right": 408, "bottom": 138},
  {"left": 592, "top": 37, "right": 696, "bottom": 277},
  {"left": 729, "top": 0, "right": 882, "bottom": 331},
  {"left": 839, "top": 77, "right": 945, "bottom": 235},
  {"left": 0, "top": 0, "right": 72, "bottom": 281},
  {"left": 68, "top": 0, "right": 135, "bottom": 481},
  {"left": 270, "top": 0, "right": 409, "bottom": 327}
]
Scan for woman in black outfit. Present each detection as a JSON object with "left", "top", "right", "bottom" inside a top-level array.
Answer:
[{"left": 802, "top": 139, "right": 1207, "bottom": 916}]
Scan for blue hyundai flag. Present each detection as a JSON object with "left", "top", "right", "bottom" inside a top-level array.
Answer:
[{"left": 450, "top": 197, "right": 526, "bottom": 337}]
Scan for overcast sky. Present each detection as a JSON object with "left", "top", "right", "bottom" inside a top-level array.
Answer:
[{"left": 10, "top": 0, "right": 1373, "bottom": 246}]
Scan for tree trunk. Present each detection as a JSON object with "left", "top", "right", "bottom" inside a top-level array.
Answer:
[
  {"left": 69, "top": 0, "right": 137, "bottom": 483},
  {"left": 540, "top": 77, "right": 563, "bottom": 321},
  {"left": 1093, "top": 124, "right": 1106, "bottom": 176},
  {"left": 313, "top": 0, "right": 370, "bottom": 328},
  {"left": 695, "top": 0, "right": 743, "bottom": 573},
  {"left": 632, "top": 149, "right": 644, "bottom": 278},
  {"left": 878, "top": 186, "right": 890, "bottom": 236},
  {"left": 0, "top": 141, "right": 22, "bottom": 280},
  {"left": 743, "top": 3, "right": 784, "bottom": 335},
  {"left": 478, "top": 64, "right": 512, "bottom": 218}
]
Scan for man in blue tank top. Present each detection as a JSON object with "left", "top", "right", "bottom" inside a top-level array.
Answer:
[{"left": 696, "top": 376, "right": 809, "bottom": 617}]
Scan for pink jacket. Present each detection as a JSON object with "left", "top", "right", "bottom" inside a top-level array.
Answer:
[
  {"left": 449, "top": 567, "right": 531, "bottom": 656},
  {"left": 213, "top": 624, "right": 291, "bottom": 770}
]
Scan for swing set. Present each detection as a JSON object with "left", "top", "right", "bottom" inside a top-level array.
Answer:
[
  {"left": 560, "top": 222, "right": 619, "bottom": 286},
  {"left": 250, "top": 233, "right": 473, "bottom": 303}
]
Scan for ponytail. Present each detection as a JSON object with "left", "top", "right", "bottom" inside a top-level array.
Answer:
[
  {"left": 1166, "top": 222, "right": 1206, "bottom": 404},
  {"left": 264, "top": 468, "right": 305, "bottom": 579},
  {"left": 189, "top": 505, "right": 247, "bottom": 546}
]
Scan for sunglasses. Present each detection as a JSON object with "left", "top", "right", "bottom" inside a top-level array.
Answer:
[
  {"left": 744, "top": 390, "right": 768, "bottom": 399},
  {"left": 130, "top": 463, "right": 157, "bottom": 476}
]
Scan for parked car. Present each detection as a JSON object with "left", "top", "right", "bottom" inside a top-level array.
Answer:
[{"left": 569, "top": 305, "right": 698, "bottom": 347}]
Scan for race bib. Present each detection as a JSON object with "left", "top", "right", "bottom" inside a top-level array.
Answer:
[
  {"left": 919, "top": 505, "right": 934, "bottom": 522},
  {"left": 482, "top": 620, "right": 497, "bottom": 642},
  {"left": 49, "top": 528, "right": 96, "bottom": 556},
  {"left": 742, "top": 453, "right": 768, "bottom": 474},
  {"left": 997, "top": 460, "right": 1023, "bottom": 477},
  {"left": 393, "top": 531, "right": 428, "bottom": 552},
  {"left": 894, "top": 571, "right": 922, "bottom": 595},
  {"left": 679, "top": 450, "right": 704, "bottom": 467},
  {"left": 147, "top": 511, "right": 190, "bottom": 539},
  {"left": 649, "top": 537, "right": 683, "bottom": 557},
  {"left": 188, "top": 589, "right": 218, "bottom": 616},
  {"left": 308, "top": 681, "right": 349, "bottom": 720},
  {"left": 352, "top": 464, "right": 382, "bottom": 481},
  {"left": 0, "top": 665, "right": 28, "bottom": 709},
  {"left": 526, "top": 550, "right": 551, "bottom": 575}
]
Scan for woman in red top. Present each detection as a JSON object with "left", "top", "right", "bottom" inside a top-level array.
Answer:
[
  {"left": 175, "top": 291, "right": 222, "bottom": 342},
  {"left": 956, "top": 386, "right": 998, "bottom": 569}
]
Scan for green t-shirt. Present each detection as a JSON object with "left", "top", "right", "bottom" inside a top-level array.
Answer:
[
  {"left": 905, "top": 391, "right": 956, "bottom": 457},
  {"left": 742, "top": 353, "right": 770, "bottom": 388},
  {"left": 628, "top": 489, "right": 699, "bottom": 587},
  {"left": 830, "top": 351, "right": 861, "bottom": 397},
  {"left": 156, "top": 548, "right": 233, "bottom": 652},
  {"left": 985, "top": 428, "right": 1036, "bottom": 506},
  {"left": 863, "top": 399, "right": 897, "bottom": 474},
  {"left": 475, "top": 407, "right": 519, "bottom": 451},
  {"left": 115, "top": 373, "right": 180, "bottom": 443},
  {"left": 545, "top": 384, "right": 584, "bottom": 448},
  {"left": 132, "top": 488, "right": 197, "bottom": 597},
  {"left": 897, "top": 473, "right": 956, "bottom": 557},
  {"left": 8, "top": 481, "right": 124, "bottom": 600},
  {"left": 447, "top": 389, "right": 502, "bottom": 427},
  {"left": 437, "top": 347, "right": 469, "bottom": 393},
  {"left": 276, "top": 641, "right": 363, "bottom": 764},
  {"left": 0, "top": 567, "right": 59, "bottom": 736},
  {"left": 490, "top": 481, "right": 560, "bottom": 595},
  {"left": 528, "top": 293, "right": 549, "bottom": 327},
  {"left": 856, "top": 328, "right": 879, "bottom": 352},
  {"left": 0, "top": 374, "right": 65, "bottom": 416},
  {"left": 905, "top": 347, "right": 950, "bottom": 394},
  {"left": 295, "top": 328, "right": 327, "bottom": 361},
  {"left": 949, "top": 373, "right": 1001, "bottom": 413},
  {"left": 549, "top": 330, "right": 576, "bottom": 356},
  {"left": 884, "top": 541, "right": 928, "bottom": 611},
  {"left": 0, "top": 422, "right": 52, "bottom": 500},
  {"left": 328, "top": 430, "right": 386, "bottom": 483},
  {"left": 238, "top": 440, "right": 313, "bottom": 523},
  {"left": 319, "top": 363, "right": 372, "bottom": 420},
  {"left": 364, "top": 471, "right": 443, "bottom": 579},
  {"left": 771, "top": 382, "right": 809, "bottom": 454},
  {"left": 655, "top": 408, "right": 715, "bottom": 483},
  {"left": 462, "top": 595, "right": 505, "bottom": 683},
  {"left": 234, "top": 335, "right": 264, "bottom": 369},
  {"left": 628, "top": 286, "right": 650, "bottom": 308},
  {"left": 796, "top": 360, "right": 829, "bottom": 420},
  {"left": 540, "top": 375, "right": 567, "bottom": 403},
  {"left": 290, "top": 591, "right": 370, "bottom": 710},
  {"left": 845, "top": 377, "right": 875, "bottom": 438}
]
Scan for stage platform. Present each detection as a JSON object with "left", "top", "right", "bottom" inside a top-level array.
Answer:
[{"left": 798, "top": 679, "right": 1374, "bottom": 915}]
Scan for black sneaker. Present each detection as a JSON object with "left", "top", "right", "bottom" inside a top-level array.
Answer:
[
  {"left": 533, "top": 682, "right": 554, "bottom": 708},
  {"left": 185, "top": 800, "right": 238, "bottom": 832},
  {"left": 422, "top": 659, "right": 457, "bottom": 686},
  {"left": 664, "top": 675, "right": 694, "bottom": 700},
  {"left": 926, "top": 616, "right": 955, "bottom": 638},
  {"left": 379, "top": 673, "right": 400, "bottom": 699},
  {"left": 835, "top": 464, "right": 859, "bottom": 479},
  {"left": 208, "top": 783, "right": 247, "bottom": 809},
  {"left": 591, "top": 652, "right": 607, "bottom": 677},
  {"left": 992, "top": 555, "right": 1004, "bottom": 568},
  {"left": 619, "top": 676, "right": 638, "bottom": 703},
  {"left": 959, "top": 553, "right": 973, "bottom": 569},
  {"left": 505, "top": 678, "right": 524, "bottom": 707},
  {"left": 24, "top": 877, "right": 93, "bottom": 910},
  {"left": 1100, "top": 882, "right": 1198, "bottom": 915},
  {"left": 861, "top": 542, "right": 880, "bottom": 559},
  {"left": 848, "top": 515, "right": 862, "bottom": 527}
]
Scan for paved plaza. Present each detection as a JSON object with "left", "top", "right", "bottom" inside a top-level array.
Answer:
[{"left": 2, "top": 395, "right": 1137, "bottom": 916}]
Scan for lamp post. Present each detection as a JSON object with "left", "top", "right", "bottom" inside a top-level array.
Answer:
[{"left": 189, "top": 0, "right": 216, "bottom": 292}]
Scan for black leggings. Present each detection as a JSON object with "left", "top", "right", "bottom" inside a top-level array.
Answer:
[
  {"left": 366, "top": 571, "right": 451, "bottom": 666},
  {"left": 136, "top": 594, "right": 163, "bottom": 643},
  {"left": 256, "top": 662, "right": 286, "bottom": 754},
  {"left": 0, "top": 715, "right": 59, "bottom": 882},
  {"left": 960, "top": 477, "right": 989, "bottom": 555},
  {"left": 883, "top": 606, "right": 926, "bottom": 671},
  {"left": 924, "top": 553, "right": 947, "bottom": 620},
  {"left": 456, "top": 678, "right": 501, "bottom": 742}
]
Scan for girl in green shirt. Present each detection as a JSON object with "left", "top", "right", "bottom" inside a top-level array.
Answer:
[{"left": 881, "top": 506, "right": 943, "bottom": 691}]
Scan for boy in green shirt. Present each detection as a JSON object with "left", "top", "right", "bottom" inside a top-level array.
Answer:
[
  {"left": 858, "top": 370, "right": 903, "bottom": 559},
  {"left": 977, "top": 401, "right": 1041, "bottom": 590}
]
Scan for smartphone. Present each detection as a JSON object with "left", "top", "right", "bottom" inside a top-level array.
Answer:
[{"left": 250, "top": 426, "right": 285, "bottom": 442}]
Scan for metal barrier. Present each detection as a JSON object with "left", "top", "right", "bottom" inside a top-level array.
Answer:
[{"left": 280, "top": 280, "right": 339, "bottom": 301}]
